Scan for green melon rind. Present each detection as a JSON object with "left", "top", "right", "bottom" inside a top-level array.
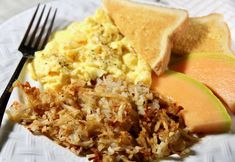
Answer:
[{"left": 165, "top": 70, "right": 232, "bottom": 131}]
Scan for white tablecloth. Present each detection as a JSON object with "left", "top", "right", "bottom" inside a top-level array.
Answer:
[{"left": 0, "top": 0, "right": 51, "bottom": 24}]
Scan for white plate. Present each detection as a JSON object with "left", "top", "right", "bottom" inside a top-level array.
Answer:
[{"left": 0, "top": 0, "right": 235, "bottom": 162}]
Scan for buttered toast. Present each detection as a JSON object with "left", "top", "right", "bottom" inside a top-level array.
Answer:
[
  {"left": 103, "top": 0, "right": 188, "bottom": 75},
  {"left": 173, "top": 14, "right": 234, "bottom": 55}
]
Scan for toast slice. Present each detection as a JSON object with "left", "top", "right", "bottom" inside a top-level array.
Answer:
[
  {"left": 173, "top": 14, "right": 234, "bottom": 55},
  {"left": 103, "top": 0, "right": 188, "bottom": 75}
]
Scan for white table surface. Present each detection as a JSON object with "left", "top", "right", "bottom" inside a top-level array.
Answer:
[
  {"left": 0, "top": 0, "right": 160, "bottom": 24},
  {"left": 0, "top": 0, "right": 52, "bottom": 24}
]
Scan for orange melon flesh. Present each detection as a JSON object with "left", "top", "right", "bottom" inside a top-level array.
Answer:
[
  {"left": 170, "top": 52, "right": 235, "bottom": 114},
  {"left": 151, "top": 71, "right": 231, "bottom": 133}
]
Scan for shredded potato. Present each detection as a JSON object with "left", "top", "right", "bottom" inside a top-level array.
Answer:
[{"left": 7, "top": 76, "right": 198, "bottom": 161}]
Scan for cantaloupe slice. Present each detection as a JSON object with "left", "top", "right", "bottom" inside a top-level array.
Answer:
[
  {"left": 151, "top": 71, "right": 231, "bottom": 133},
  {"left": 170, "top": 52, "right": 235, "bottom": 114}
]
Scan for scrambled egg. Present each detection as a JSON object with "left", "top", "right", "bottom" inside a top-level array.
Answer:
[{"left": 29, "top": 9, "right": 151, "bottom": 90}]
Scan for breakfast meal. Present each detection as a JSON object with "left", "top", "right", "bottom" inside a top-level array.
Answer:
[{"left": 5, "top": 0, "right": 235, "bottom": 161}]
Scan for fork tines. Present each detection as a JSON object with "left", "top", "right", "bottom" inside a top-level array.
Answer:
[{"left": 19, "top": 4, "right": 57, "bottom": 53}]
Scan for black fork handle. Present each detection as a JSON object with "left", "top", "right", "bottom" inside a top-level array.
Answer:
[{"left": 0, "top": 56, "right": 27, "bottom": 126}]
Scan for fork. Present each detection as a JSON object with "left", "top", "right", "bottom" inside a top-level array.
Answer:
[{"left": 0, "top": 4, "right": 57, "bottom": 126}]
